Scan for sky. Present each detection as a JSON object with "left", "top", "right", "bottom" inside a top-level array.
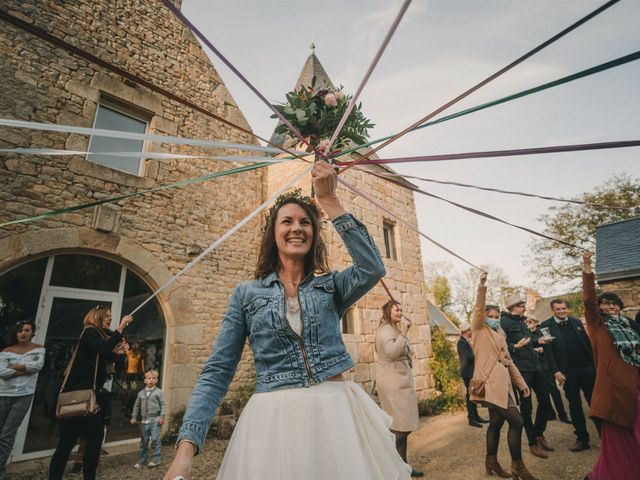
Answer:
[{"left": 181, "top": 0, "right": 640, "bottom": 293}]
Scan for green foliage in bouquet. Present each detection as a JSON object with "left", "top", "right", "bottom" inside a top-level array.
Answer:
[{"left": 271, "top": 76, "right": 375, "bottom": 151}]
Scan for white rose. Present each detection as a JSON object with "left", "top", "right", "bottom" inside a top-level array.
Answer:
[{"left": 324, "top": 93, "right": 337, "bottom": 106}]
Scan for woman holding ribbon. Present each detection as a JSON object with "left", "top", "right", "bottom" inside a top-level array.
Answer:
[
  {"left": 375, "top": 300, "right": 423, "bottom": 477},
  {"left": 582, "top": 251, "right": 640, "bottom": 479},
  {"left": 470, "top": 272, "right": 536, "bottom": 480},
  {"left": 164, "top": 161, "right": 410, "bottom": 480}
]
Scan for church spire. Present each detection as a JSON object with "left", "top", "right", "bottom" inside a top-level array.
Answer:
[{"left": 293, "top": 46, "right": 335, "bottom": 91}]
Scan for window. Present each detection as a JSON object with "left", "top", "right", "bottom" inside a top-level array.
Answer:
[
  {"left": 87, "top": 95, "right": 150, "bottom": 175},
  {"left": 382, "top": 220, "right": 397, "bottom": 260},
  {"left": 342, "top": 307, "right": 357, "bottom": 335}
]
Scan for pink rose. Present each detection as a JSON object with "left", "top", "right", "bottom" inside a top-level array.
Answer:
[
  {"left": 324, "top": 93, "right": 337, "bottom": 106},
  {"left": 317, "top": 138, "right": 332, "bottom": 154}
]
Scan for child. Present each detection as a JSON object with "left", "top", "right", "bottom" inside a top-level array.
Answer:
[{"left": 130, "top": 370, "right": 165, "bottom": 468}]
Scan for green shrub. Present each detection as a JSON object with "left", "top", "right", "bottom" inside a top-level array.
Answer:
[{"left": 420, "top": 326, "right": 464, "bottom": 416}]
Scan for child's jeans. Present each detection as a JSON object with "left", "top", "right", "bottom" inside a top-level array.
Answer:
[{"left": 138, "top": 418, "right": 162, "bottom": 464}]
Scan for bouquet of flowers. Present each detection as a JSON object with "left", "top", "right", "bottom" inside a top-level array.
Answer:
[{"left": 271, "top": 76, "right": 375, "bottom": 153}]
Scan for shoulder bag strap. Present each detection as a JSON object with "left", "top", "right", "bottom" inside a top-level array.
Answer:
[{"left": 59, "top": 328, "right": 86, "bottom": 393}]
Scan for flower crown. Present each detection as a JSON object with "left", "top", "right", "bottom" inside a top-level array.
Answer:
[{"left": 263, "top": 188, "right": 318, "bottom": 232}]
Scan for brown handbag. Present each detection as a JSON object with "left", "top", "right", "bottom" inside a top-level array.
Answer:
[{"left": 56, "top": 329, "right": 100, "bottom": 419}]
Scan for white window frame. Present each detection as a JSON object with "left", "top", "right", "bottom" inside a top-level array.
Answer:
[{"left": 87, "top": 94, "right": 152, "bottom": 176}]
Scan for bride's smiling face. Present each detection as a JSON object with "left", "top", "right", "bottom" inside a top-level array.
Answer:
[{"left": 274, "top": 203, "right": 314, "bottom": 261}]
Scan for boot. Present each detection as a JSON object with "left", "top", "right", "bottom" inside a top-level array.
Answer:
[
  {"left": 529, "top": 444, "right": 548, "bottom": 459},
  {"left": 485, "top": 455, "right": 511, "bottom": 478},
  {"left": 511, "top": 460, "right": 538, "bottom": 480},
  {"left": 535, "top": 436, "right": 554, "bottom": 452}
]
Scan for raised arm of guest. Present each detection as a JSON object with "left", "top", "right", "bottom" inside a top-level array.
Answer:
[
  {"left": 582, "top": 251, "right": 602, "bottom": 334},
  {"left": 471, "top": 272, "right": 488, "bottom": 332}
]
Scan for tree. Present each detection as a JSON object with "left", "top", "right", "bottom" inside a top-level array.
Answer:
[
  {"left": 450, "top": 264, "right": 512, "bottom": 320},
  {"left": 527, "top": 174, "right": 640, "bottom": 289},
  {"left": 424, "top": 261, "right": 459, "bottom": 324}
]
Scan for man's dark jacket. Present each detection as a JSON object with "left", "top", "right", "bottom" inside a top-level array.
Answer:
[
  {"left": 527, "top": 327, "right": 558, "bottom": 374},
  {"left": 500, "top": 312, "right": 542, "bottom": 373},
  {"left": 457, "top": 335, "right": 474, "bottom": 379},
  {"left": 540, "top": 316, "right": 593, "bottom": 374}
]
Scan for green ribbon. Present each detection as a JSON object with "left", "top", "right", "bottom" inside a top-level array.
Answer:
[
  {"left": 0, "top": 162, "right": 271, "bottom": 228},
  {"left": 4, "top": 52, "right": 637, "bottom": 228},
  {"left": 331, "top": 50, "right": 640, "bottom": 159}
]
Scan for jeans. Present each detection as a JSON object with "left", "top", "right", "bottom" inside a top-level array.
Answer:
[
  {"left": 564, "top": 365, "right": 597, "bottom": 442},
  {"left": 519, "top": 370, "right": 551, "bottom": 446},
  {"left": 138, "top": 419, "right": 162, "bottom": 464},
  {"left": 0, "top": 394, "right": 33, "bottom": 480},
  {"left": 48, "top": 412, "right": 104, "bottom": 480},
  {"left": 462, "top": 378, "right": 480, "bottom": 420}
]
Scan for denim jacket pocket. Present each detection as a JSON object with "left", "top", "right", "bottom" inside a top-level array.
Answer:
[
  {"left": 312, "top": 278, "right": 336, "bottom": 307},
  {"left": 243, "top": 296, "right": 272, "bottom": 334}
]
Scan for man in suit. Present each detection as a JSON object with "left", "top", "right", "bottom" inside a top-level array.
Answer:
[
  {"left": 524, "top": 315, "right": 571, "bottom": 425},
  {"left": 541, "top": 299, "right": 598, "bottom": 452},
  {"left": 501, "top": 294, "right": 553, "bottom": 459},
  {"left": 456, "top": 322, "right": 487, "bottom": 428}
]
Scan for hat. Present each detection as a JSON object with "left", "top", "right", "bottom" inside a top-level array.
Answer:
[
  {"left": 525, "top": 313, "right": 539, "bottom": 322},
  {"left": 459, "top": 321, "right": 471, "bottom": 332},
  {"left": 505, "top": 293, "right": 526, "bottom": 310}
]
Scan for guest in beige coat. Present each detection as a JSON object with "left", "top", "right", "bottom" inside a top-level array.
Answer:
[
  {"left": 470, "top": 272, "right": 537, "bottom": 480},
  {"left": 375, "top": 300, "right": 423, "bottom": 478}
]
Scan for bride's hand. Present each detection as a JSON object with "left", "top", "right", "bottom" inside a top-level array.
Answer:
[
  {"left": 163, "top": 442, "right": 195, "bottom": 480},
  {"left": 311, "top": 161, "right": 346, "bottom": 220}
]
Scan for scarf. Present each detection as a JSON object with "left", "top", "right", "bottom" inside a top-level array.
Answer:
[
  {"left": 602, "top": 314, "right": 640, "bottom": 368},
  {"left": 485, "top": 319, "right": 500, "bottom": 331}
]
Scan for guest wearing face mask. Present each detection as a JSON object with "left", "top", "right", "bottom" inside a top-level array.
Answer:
[
  {"left": 469, "top": 272, "right": 537, "bottom": 480},
  {"left": 501, "top": 294, "right": 553, "bottom": 458}
]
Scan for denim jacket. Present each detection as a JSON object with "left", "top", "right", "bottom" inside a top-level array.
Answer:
[{"left": 177, "top": 213, "right": 385, "bottom": 452}]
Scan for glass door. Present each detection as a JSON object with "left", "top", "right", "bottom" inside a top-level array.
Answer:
[{"left": 12, "top": 290, "right": 118, "bottom": 461}]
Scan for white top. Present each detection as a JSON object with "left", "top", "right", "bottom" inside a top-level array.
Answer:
[
  {"left": 286, "top": 296, "right": 302, "bottom": 336},
  {"left": 0, "top": 347, "right": 46, "bottom": 397}
]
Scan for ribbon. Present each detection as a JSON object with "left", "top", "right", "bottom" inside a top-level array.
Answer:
[
  {"left": 337, "top": 178, "right": 482, "bottom": 270},
  {"left": 333, "top": 50, "right": 640, "bottom": 160},
  {"left": 0, "top": 162, "right": 273, "bottom": 228},
  {"left": 326, "top": 0, "right": 412, "bottom": 154},
  {"left": 0, "top": 147, "right": 292, "bottom": 163},
  {"left": 159, "top": 0, "right": 311, "bottom": 151},
  {"left": 0, "top": 9, "right": 314, "bottom": 166},
  {"left": 335, "top": 140, "right": 640, "bottom": 165},
  {"left": 130, "top": 165, "right": 313, "bottom": 314},
  {"left": 336, "top": 0, "right": 621, "bottom": 173},
  {"left": 368, "top": 173, "right": 586, "bottom": 250},
  {"left": 0, "top": 118, "right": 307, "bottom": 155},
  {"left": 371, "top": 172, "right": 632, "bottom": 211}
]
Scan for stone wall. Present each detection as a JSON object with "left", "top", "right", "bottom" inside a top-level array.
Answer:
[
  {"left": 0, "top": 0, "right": 263, "bottom": 414},
  {"left": 0, "top": 0, "right": 434, "bottom": 428}
]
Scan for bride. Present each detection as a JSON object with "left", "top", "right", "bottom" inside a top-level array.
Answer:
[{"left": 163, "top": 160, "right": 410, "bottom": 479}]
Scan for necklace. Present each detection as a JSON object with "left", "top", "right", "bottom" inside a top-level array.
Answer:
[
  {"left": 286, "top": 296, "right": 300, "bottom": 313},
  {"left": 281, "top": 278, "right": 302, "bottom": 288}
]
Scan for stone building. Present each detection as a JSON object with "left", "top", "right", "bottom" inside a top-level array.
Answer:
[
  {"left": 595, "top": 216, "right": 640, "bottom": 319},
  {"left": 0, "top": 0, "right": 432, "bottom": 465}
]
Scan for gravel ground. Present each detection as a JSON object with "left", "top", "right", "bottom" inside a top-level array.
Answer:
[{"left": 7, "top": 403, "right": 599, "bottom": 479}]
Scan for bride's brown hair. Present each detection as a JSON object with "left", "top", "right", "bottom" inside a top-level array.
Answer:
[{"left": 254, "top": 193, "right": 329, "bottom": 279}]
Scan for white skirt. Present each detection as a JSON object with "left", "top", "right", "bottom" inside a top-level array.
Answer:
[{"left": 217, "top": 380, "right": 412, "bottom": 480}]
